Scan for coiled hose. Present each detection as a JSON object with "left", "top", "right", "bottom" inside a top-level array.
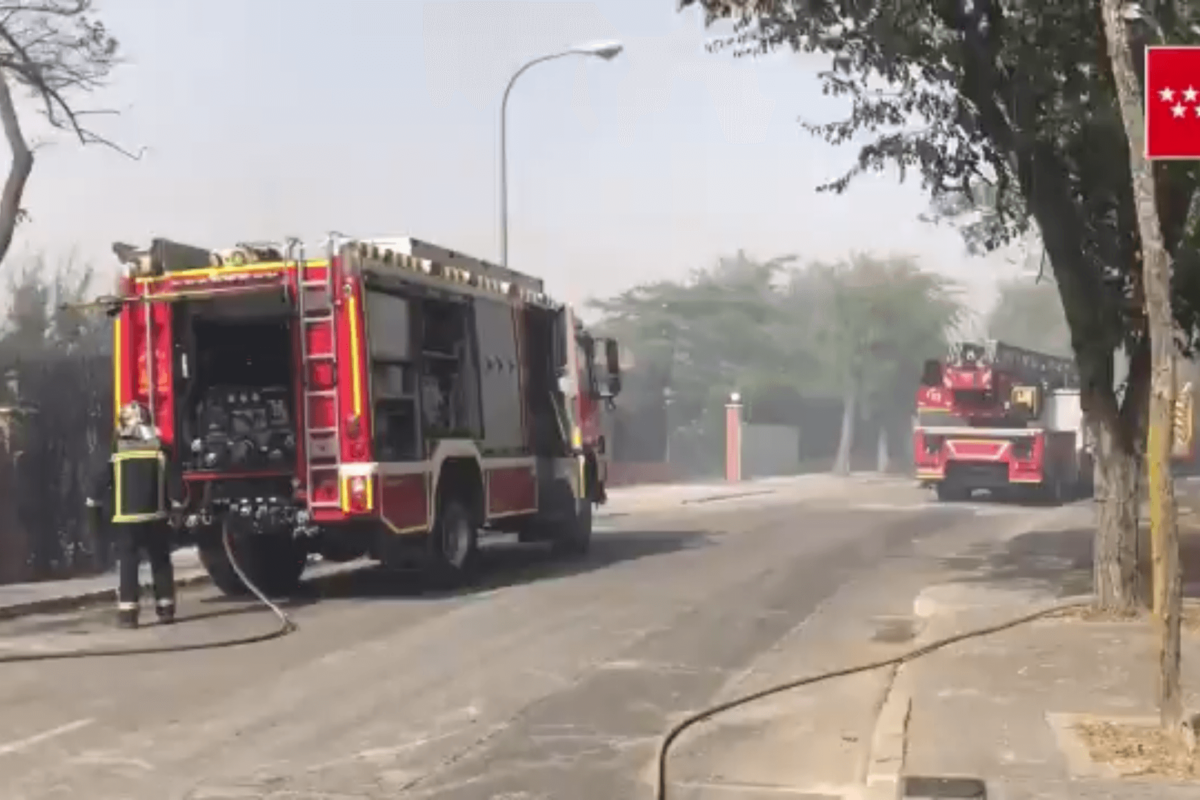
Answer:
[{"left": 0, "top": 526, "right": 296, "bottom": 664}]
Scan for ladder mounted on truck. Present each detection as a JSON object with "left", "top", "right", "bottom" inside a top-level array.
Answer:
[
  {"left": 289, "top": 237, "right": 342, "bottom": 512},
  {"left": 947, "top": 339, "right": 1078, "bottom": 389},
  {"left": 359, "top": 236, "right": 545, "bottom": 296}
]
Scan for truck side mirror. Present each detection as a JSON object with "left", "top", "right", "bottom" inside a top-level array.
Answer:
[
  {"left": 601, "top": 338, "right": 622, "bottom": 399},
  {"left": 605, "top": 339, "right": 621, "bottom": 376},
  {"left": 920, "top": 359, "right": 942, "bottom": 387}
]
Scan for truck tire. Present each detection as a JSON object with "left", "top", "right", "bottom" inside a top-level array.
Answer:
[
  {"left": 427, "top": 498, "right": 479, "bottom": 585},
  {"left": 1044, "top": 475, "right": 1066, "bottom": 506},
  {"left": 198, "top": 532, "right": 246, "bottom": 597},
  {"left": 935, "top": 482, "right": 967, "bottom": 502},
  {"left": 553, "top": 496, "right": 593, "bottom": 557},
  {"left": 199, "top": 524, "right": 307, "bottom": 598}
]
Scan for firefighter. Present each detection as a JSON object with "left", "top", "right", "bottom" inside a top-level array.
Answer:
[{"left": 86, "top": 402, "right": 180, "bottom": 629}]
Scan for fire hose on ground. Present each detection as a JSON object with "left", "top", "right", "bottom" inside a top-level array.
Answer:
[
  {"left": 0, "top": 535, "right": 1096, "bottom": 798},
  {"left": 0, "top": 527, "right": 296, "bottom": 664},
  {"left": 652, "top": 598, "right": 1092, "bottom": 800}
]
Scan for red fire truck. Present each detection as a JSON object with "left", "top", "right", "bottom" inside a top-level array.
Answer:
[
  {"left": 913, "top": 340, "right": 1091, "bottom": 503},
  {"left": 107, "top": 235, "right": 622, "bottom": 595}
]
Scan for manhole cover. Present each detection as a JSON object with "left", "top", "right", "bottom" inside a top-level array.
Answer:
[{"left": 903, "top": 775, "right": 987, "bottom": 798}]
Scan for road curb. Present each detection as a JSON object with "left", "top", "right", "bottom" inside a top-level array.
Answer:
[
  {"left": 681, "top": 488, "right": 777, "bottom": 505},
  {"left": 0, "top": 571, "right": 213, "bottom": 623},
  {"left": 863, "top": 662, "right": 911, "bottom": 800}
]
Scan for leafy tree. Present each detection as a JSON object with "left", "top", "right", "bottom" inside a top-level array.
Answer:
[
  {"left": 3, "top": 251, "right": 102, "bottom": 355},
  {"left": 590, "top": 251, "right": 793, "bottom": 458},
  {"left": 592, "top": 250, "right": 961, "bottom": 474},
  {"left": 986, "top": 273, "right": 1072, "bottom": 358},
  {"left": 677, "top": 0, "right": 1200, "bottom": 611},
  {"left": 785, "top": 254, "right": 962, "bottom": 473},
  {"left": 1100, "top": 0, "right": 1183, "bottom": 734},
  {"left": 0, "top": 251, "right": 111, "bottom": 584},
  {"left": 0, "top": 1, "right": 134, "bottom": 266}
]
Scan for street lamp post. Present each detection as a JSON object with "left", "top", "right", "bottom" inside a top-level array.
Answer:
[{"left": 499, "top": 40, "right": 623, "bottom": 267}]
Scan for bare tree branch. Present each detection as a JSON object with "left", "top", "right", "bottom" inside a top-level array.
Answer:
[
  {"left": 0, "top": 0, "right": 137, "bottom": 266},
  {"left": 0, "top": 67, "right": 33, "bottom": 263}
]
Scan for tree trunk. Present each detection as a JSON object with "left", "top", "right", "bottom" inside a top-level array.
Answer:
[
  {"left": 1092, "top": 410, "right": 1141, "bottom": 615},
  {"left": 0, "top": 70, "right": 32, "bottom": 266},
  {"left": 1101, "top": 0, "right": 1183, "bottom": 734},
  {"left": 833, "top": 388, "right": 856, "bottom": 475},
  {"left": 876, "top": 423, "right": 889, "bottom": 473}
]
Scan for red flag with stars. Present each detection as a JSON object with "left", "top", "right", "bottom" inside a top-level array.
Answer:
[{"left": 1146, "top": 46, "right": 1200, "bottom": 160}]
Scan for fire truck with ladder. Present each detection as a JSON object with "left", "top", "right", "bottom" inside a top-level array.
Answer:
[
  {"left": 913, "top": 340, "right": 1091, "bottom": 502},
  {"left": 105, "top": 235, "right": 622, "bottom": 595}
]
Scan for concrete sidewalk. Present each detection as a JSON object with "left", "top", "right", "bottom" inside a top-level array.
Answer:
[
  {"left": 880, "top": 522, "right": 1200, "bottom": 799},
  {"left": 0, "top": 546, "right": 211, "bottom": 621},
  {"left": 600, "top": 471, "right": 902, "bottom": 517}
]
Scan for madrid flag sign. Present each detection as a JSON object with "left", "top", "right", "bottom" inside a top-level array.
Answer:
[{"left": 1147, "top": 46, "right": 1200, "bottom": 160}]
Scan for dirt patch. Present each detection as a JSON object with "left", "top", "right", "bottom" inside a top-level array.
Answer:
[
  {"left": 1048, "top": 603, "right": 1200, "bottom": 630},
  {"left": 1075, "top": 719, "right": 1200, "bottom": 780},
  {"left": 1049, "top": 605, "right": 1142, "bottom": 623}
]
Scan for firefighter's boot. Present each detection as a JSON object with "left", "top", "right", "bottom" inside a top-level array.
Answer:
[
  {"left": 156, "top": 599, "right": 176, "bottom": 625},
  {"left": 116, "top": 607, "right": 139, "bottom": 629}
]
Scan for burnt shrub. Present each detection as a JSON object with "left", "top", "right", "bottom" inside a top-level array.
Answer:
[{"left": 0, "top": 256, "right": 113, "bottom": 584}]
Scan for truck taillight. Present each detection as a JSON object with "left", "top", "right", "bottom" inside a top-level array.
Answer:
[{"left": 348, "top": 475, "right": 368, "bottom": 511}]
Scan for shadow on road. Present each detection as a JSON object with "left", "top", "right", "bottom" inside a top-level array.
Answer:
[
  {"left": 203, "top": 527, "right": 711, "bottom": 606},
  {"left": 940, "top": 528, "right": 1094, "bottom": 598},
  {"left": 940, "top": 525, "right": 1200, "bottom": 600}
]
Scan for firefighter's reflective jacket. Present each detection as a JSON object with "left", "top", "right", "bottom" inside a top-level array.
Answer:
[{"left": 91, "top": 437, "right": 179, "bottom": 524}]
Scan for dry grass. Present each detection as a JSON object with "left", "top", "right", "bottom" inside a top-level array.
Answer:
[
  {"left": 1075, "top": 720, "right": 1200, "bottom": 780},
  {"left": 1050, "top": 601, "right": 1200, "bottom": 629},
  {"left": 1051, "top": 605, "right": 1142, "bottom": 623}
]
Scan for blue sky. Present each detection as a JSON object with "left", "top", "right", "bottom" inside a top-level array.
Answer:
[{"left": 10, "top": 0, "right": 1026, "bottom": 321}]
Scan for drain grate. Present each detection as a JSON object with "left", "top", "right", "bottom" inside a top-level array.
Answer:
[{"left": 903, "top": 776, "right": 987, "bottom": 798}]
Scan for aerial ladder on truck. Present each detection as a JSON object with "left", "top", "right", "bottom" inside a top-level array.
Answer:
[{"left": 915, "top": 339, "right": 1088, "bottom": 503}]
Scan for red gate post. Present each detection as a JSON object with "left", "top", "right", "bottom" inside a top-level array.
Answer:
[{"left": 725, "top": 391, "right": 743, "bottom": 482}]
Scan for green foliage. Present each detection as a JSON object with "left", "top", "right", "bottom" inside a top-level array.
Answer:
[
  {"left": 2, "top": 252, "right": 105, "bottom": 356},
  {"left": 795, "top": 253, "right": 963, "bottom": 410},
  {"left": 590, "top": 249, "right": 963, "bottom": 446},
  {"left": 589, "top": 250, "right": 794, "bottom": 424},
  {"left": 678, "top": 0, "right": 1200, "bottom": 379},
  {"left": 987, "top": 273, "right": 1073, "bottom": 358},
  {"left": 0, "top": 250, "right": 113, "bottom": 584}
]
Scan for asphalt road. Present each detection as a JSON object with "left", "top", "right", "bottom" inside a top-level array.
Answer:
[{"left": 0, "top": 482, "right": 1073, "bottom": 800}]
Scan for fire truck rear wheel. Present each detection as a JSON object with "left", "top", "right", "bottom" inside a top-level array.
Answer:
[
  {"left": 1044, "top": 475, "right": 1066, "bottom": 506},
  {"left": 198, "top": 525, "right": 307, "bottom": 598},
  {"left": 427, "top": 499, "right": 479, "bottom": 584},
  {"left": 935, "top": 482, "right": 967, "bottom": 502},
  {"left": 553, "top": 496, "right": 593, "bottom": 557}
]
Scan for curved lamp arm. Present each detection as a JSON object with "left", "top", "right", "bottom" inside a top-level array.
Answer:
[{"left": 499, "top": 42, "right": 624, "bottom": 267}]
